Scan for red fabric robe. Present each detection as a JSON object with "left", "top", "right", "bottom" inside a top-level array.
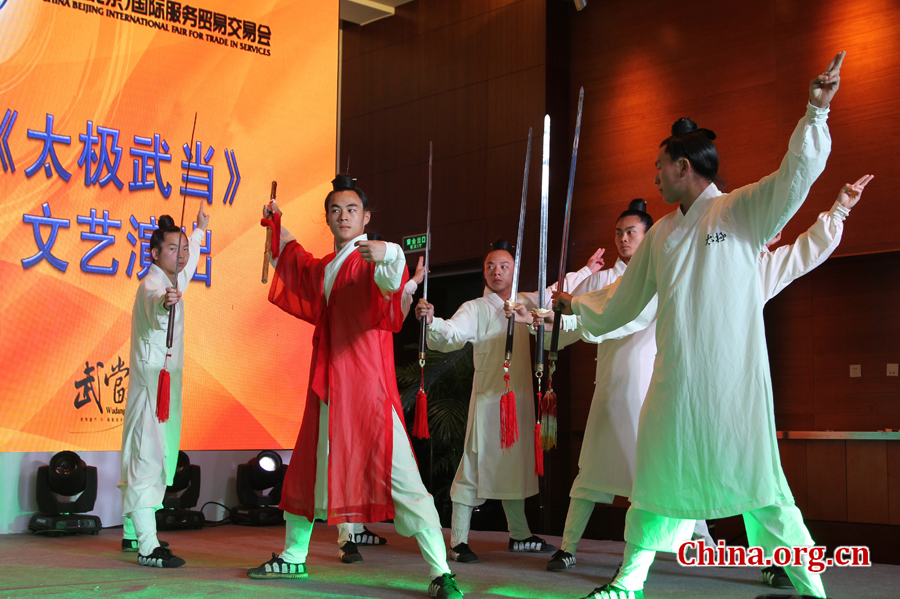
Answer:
[{"left": 268, "top": 239, "right": 408, "bottom": 524}]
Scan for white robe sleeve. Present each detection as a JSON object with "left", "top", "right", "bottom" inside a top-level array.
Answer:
[
  {"left": 427, "top": 301, "right": 480, "bottom": 353},
  {"left": 373, "top": 242, "right": 407, "bottom": 294},
  {"left": 538, "top": 266, "right": 622, "bottom": 349},
  {"left": 176, "top": 227, "right": 206, "bottom": 292},
  {"left": 571, "top": 234, "right": 658, "bottom": 338},
  {"left": 758, "top": 200, "right": 847, "bottom": 302},
  {"left": 401, "top": 279, "right": 418, "bottom": 319},
  {"left": 518, "top": 267, "right": 594, "bottom": 311},
  {"left": 727, "top": 103, "right": 832, "bottom": 247}
]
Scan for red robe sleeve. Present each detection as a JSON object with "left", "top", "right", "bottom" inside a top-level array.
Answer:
[{"left": 267, "top": 240, "right": 331, "bottom": 324}]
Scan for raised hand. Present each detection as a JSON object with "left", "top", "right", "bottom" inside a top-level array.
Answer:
[
  {"left": 552, "top": 290, "right": 574, "bottom": 315},
  {"left": 356, "top": 239, "right": 387, "bottom": 263},
  {"left": 413, "top": 255, "right": 427, "bottom": 285},
  {"left": 810, "top": 51, "right": 845, "bottom": 108},
  {"left": 262, "top": 200, "right": 282, "bottom": 218},
  {"left": 415, "top": 298, "right": 434, "bottom": 325},
  {"left": 586, "top": 247, "right": 606, "bottom": 273},
  {"left": 196, "top": 201, "right": 210, "bottom": 230},
  {"left": 837, "top": 174, "right": 874, "bottom": 209}
]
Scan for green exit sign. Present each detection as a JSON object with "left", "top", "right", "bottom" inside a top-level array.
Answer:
[{"left": 403, "top": 233, "right": 428, "bottom": 252}]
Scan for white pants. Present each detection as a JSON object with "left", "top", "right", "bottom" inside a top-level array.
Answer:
[
  {"left": 281, "top": 402, "right": 449, "bottom": 578},
  {"left": 449, "top": 499, "right": 532, "bottom": 547},
  {"left": 614, "top": 502, "right": 826, "bottom": 598},
  {"left": 118, "top": 400, "right": 166, "bottom": 556}
]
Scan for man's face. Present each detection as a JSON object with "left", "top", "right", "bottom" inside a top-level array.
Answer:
[
  {"left": 326, "top": 190, "right": 370, "bottom": 245},
  {"left": 615, "top": 215, "right": 647, "bottom": 261},
  {"left": 151, "top": 231, "right": 189, "bottom": 278},
  {"left": 654, "top": 146, "right": 685, "bottom": 205},
  {"left": 483, "top": 249, "right": 514, "bottom": 294}
]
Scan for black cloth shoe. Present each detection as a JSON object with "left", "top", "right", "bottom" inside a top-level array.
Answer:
[
  {"left": 247, "top": 552, "right": 308, "bottom": 579},
  {"left": 509, "top": 535, "right": 556, "bottom": 553},
  {"left": 448, "top": 542, "right": 478, "bottom": 563},
  {"left": 547, "top": 549, "right": 576, "bottom": 571},
  {"left": 760, "top": 565, "right": 794, "bottom": 589},
  {"left": 137, "top": 546, "right": 184, "bottom": 568},
  {"left": 339, "top": 541, "right": 363, "bottom": 563},
  {"left": 122, "top": 538, "right": 168, "bottom": 552},
  {"left": 350, "top": 526, "right": 387, "bottom": 546},
  {"left": 428, "top": 573, "right": 463, "bottom": 599},
  {"left": 580, "top": 583, "right": 644, "bottom": 599}
]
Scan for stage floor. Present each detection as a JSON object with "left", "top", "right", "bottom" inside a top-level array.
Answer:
[{"left": 0, "top": 522, "right": 897, "bottom": 598}]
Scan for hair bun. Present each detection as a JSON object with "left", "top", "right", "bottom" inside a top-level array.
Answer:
[
  {"left": 628, "top": 198, "right": 647, "bottom": 212},
  {"left": 157, "top": 215, "right": 175, "bottom": 228},
  {"left": 672, "top": 118, "right": 716, "bottom": 141},
  {"left": 492, "top": 239, "right": 514, "bottom": 254}
]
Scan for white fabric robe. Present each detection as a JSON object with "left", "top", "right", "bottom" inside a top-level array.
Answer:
[
  {"left": 119, "top": 227, "right": 205, "bottom": 513},
  {"left": 570, "top": 104, "right": 831, "bottom": 519},
  {"left": 562, "top": 199, "right": 848, "bottom": 503},
  {"left": 427, "top": 267, "right": 591, "bottom": 500},
  {"left": 565, "top": 259, "right": 657, "bottom": 499}
]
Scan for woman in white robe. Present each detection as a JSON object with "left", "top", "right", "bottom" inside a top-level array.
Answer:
[
  {"left": 118, "top": 204, "right": 208, "bottom": 568},
  {"left": 554, "top": 54, "right": 845, "bottom": 599},
  {"left": 416, "top": 241, "right": 601, "bottom": 563}
]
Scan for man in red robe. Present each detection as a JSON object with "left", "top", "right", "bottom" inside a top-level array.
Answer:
[{"left": 247, "top": 176, "right": 462, "bottom": 599}]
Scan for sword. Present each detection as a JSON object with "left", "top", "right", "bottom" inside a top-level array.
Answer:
[
  {"left": 535, "top": 115, "right": 550, "bottom": 378},
  {"left": 504, "top": 127, "right": 533, "bottom": 363},
  {"left": 549, "top": 87, "right": 584, "bottom": 362},
  {"left": 413, "top": 142, "right": 434, "bottom": 439},
  {"left": 418, "top": 142, "right": 433, "bottom": 364}
]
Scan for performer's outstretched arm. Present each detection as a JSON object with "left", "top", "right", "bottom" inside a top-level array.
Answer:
[{"left": 759, "top": 175, "right": 871, "bottom": 302}]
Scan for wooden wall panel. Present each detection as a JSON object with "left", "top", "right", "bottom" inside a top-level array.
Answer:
[
  {"left": 806, "top": 440, "right": 847, "bottom": 521},
  {"left": 846, "top": 440, "right": 890, "bottom": 524},
  {"left": 889, "top": 442, "right": 900, "bottom": 526}
]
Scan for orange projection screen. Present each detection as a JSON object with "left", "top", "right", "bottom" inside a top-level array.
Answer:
[{"left": 0, "top": 0, "right": 338, "bottom": 451}]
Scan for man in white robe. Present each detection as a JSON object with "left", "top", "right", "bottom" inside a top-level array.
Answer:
[
  {"left": 415, "top": 242, "right": 602, "bottom": 563},
  {"left": 553, "top": 53, "right": 846, "bottom": 599},
  {"left": 118, "top": 203, "right": 208, "bottom": 568}
]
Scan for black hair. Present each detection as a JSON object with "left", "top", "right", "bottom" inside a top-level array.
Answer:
[
  {"left": 324, "top": 186, "right": 370, "bottom": 212},
  {"left": 149, "top": 215, "right": 184, "bottom": 262},
  {"left": 617, "top": 198, "right": 653, "bottom": 232},
  {"left": 659, "top": 118, "right": 719, "bottom": 182},
  {"left": 485, "top": 239, "right": 514, "bottom": 263},
  {"left": 368, "top": 232, "right": 383, "bottom": 241}
]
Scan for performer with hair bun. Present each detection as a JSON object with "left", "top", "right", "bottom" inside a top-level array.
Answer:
[
  {"left": 118, "top": 203, "right": 209, "bottom": 568},
  {"left": 248, "top": 176, "right": 462, "bottom": 599},
  {"left": 416, "top": 240, "right": 604, "bottom": 564},
  {"left": 553, "top": 53, "right": 845, "bottom": 599},
  {"left": 509, "top": 199, "right": 657, "bottom": 573}
]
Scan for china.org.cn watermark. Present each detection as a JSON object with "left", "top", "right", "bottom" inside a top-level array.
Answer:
[{"left": 678, "top": 540, "right": 871, "bottom": 573}]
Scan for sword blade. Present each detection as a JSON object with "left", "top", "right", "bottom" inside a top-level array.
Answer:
[
  {"left": 535, "top": 115, "right": 550, "bottom": 373},
  {"left": 424, "top": 141, "right": 432, "bottom": 301},
  {"left": 510, "top": 128, "right": 533, "bottom": 301},
  {"left": 557, "top": 87, "right": 584, "bottom": 291},
  {"left": 550, "top": 88, "right": 585, "bottom": 362},
  {"left": 538, "top": 114, "right": 550, "bottom": 308}
]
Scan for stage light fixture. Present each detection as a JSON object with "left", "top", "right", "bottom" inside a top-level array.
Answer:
[
  {"left": 156, "top": 450, "right": 205, "bottom": 530},
  {"left": 232, "top": 450, "right": 287, "bottom": 526},
  {"left": 28, "top": 451, "right": 102, "bottom": 536}
]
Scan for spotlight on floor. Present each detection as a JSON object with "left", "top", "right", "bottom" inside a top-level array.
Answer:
[
  {"left": 28, "top": 451, "right": 102, "bottom": 536},
  {"left": 156, "top": 450, "right": 205, "bottom": 530},
  {"left": 232, "top": 450, "right": 287, "bottom": 526}
]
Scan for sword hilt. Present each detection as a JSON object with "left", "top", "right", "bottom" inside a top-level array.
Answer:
[
  {"left": 419, "top": 315, "right": 428, "bottom": 361},
  {"left": 549, "top": 309, "right": 563, "bottom": 362},
  {"left": 504, "top": 313, "right": 515, "bottom": 361},
  {"left": 535, "top": 321, "right": 545, "bottom": 373}
]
